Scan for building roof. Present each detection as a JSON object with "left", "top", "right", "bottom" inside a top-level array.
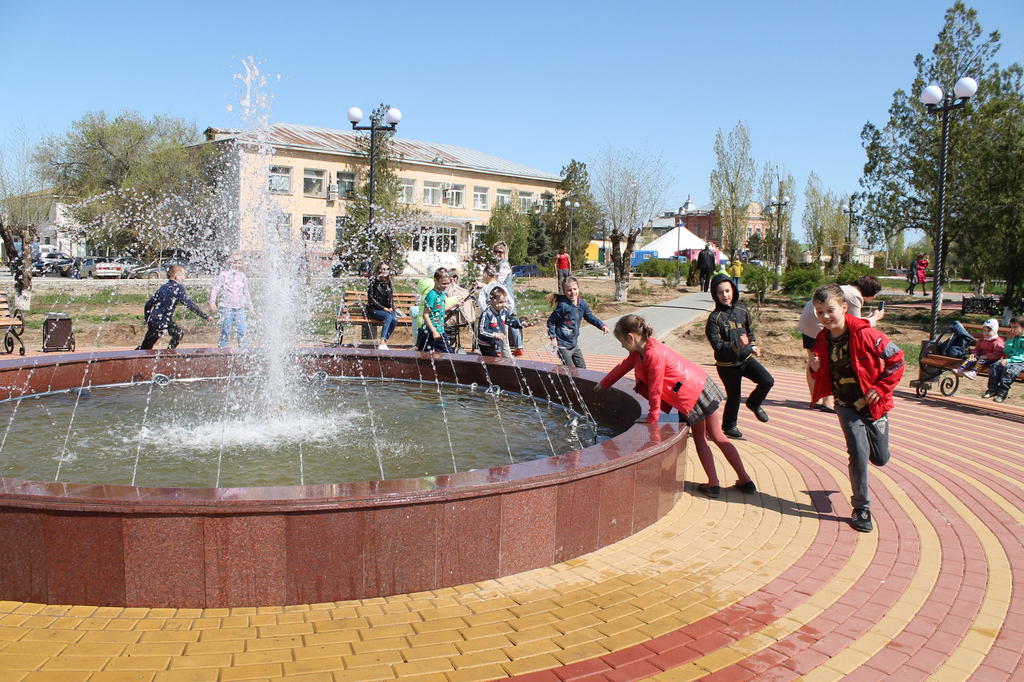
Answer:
[{"left": 204, "top": 123, "right": 561, "bottom": 183}]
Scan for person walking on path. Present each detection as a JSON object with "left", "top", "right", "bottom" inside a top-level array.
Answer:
[
  {"left": 697, "top": 244, "right": 715, "bottom": 293},
  {"left": 597, "top": 314, "right": 756, "bottom": 498},
  {"left": 915, "top": 255, "right": 929, "bottom": 296},
  {"left": 208, "top": 253, "right": 254, "bottom": 349},
  {"left": 138, "top": 265, "right": 212, "bottom": 350},
  {"left": 705, "top": 273, "right": 774, "bottom": 439},
  {"left": 555, "top": 245, "right": 572, "bottom": 291},
  {"left": 808, "top": 283, "right": 905, "bottom": 533}
]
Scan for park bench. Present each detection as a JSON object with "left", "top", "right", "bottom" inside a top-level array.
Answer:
[
  {"left": 0, "top": 292, "right": 26, "bottom": 356},
  {"left": 913, "top": 323, "right": 1022, "bottom": 398},
  {"left": 335, "top": 290, "right": 418, "bottom": 345},
  {"left": 960, "top": 295, "right": 1001, "bottom": 315}
]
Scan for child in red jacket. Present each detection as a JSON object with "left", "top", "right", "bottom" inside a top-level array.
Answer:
[
  {"left": 597, "top": 314, "right": 755, "bottom": 498},
  {"left": 808, "top": 284, "right": 905, "bottom": 533}
]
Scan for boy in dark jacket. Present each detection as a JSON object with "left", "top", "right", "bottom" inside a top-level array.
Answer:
[
  {"left": 809, "top": 283, "right": 905, "bottom": 533},
  {"left": 705, "top": 273, "right": 775, "bottom": 438},
  {"left": 137, "top": 265, "right": 212, "bottom": 350},
  {"left": 546, "top": 276, "right": 608, "bottom": 368}
]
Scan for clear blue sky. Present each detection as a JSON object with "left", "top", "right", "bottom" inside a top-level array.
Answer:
[{"left": 2, "top": 0, "right": 1022, "bottom": 236}]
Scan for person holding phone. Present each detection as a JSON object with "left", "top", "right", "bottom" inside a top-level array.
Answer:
[{"left": 797, "top": 276, "right": 885, "bottom": 412}]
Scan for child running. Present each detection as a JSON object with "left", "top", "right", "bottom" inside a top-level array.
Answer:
[
  {"left": 956, "top": 318, "right": 1003, "bottom": 380},
  {"left": 598, "top": 314, "right": 756, "bottom": 498},
  {"left": 705, "top": 273, "right": 774, "bottom": 438},
  {"left": 477, "top": 287, "right": 522, "bottom": 357},
  {"left": 808, "top": 283, "right": 905, "bottom": 533},
  {"left": 137, "top": 264, "right": 212, "bottom": 350},
  {"left": 546, "top": 276, "right": 608, "bottom": 368}
]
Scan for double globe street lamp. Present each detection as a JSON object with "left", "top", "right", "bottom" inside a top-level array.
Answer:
[
  {"left": 841, "top": 199, "right": 858, "bottom": 266},
  {"left": 769, "top": 194, "right": 790, "bottom": 290},
  {"left": 564, "top": 199, "right": 580, "bottom": 271},
  {"left": 347, "top": 106, "right": 402, "bottom": 232},
  {"left": 919, "top": 76, "right": 977, "bottom": 340}
]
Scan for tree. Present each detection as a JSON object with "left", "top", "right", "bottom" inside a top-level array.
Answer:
[
  {"left": 710, "top": 122, "right": 756, "bottom": 260},
  {"left": 591, "top": 147, "right": 670, "bottom": 301},
  {"left": 484, "top": 194, "right": 530, "bottom": 264},
  {"left": 858, "top": 2, "right": 1023, "bottom": 300},
  {"left": 755, "top": 163, "right": 796, "bottom": 279},
  {"left": 0, "top": 128, "right": 49, "bottom": 309},
  {"left": 552, "top": 160, "right": 600, "bottom": 268},
  {"left": 33, "top": 111, "right": 218, "bottom": 260},
  {"left": 802, "top": 173, "right": 847, "bottom": 272}
]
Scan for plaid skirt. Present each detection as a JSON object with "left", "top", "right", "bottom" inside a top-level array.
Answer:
[{"left": 682, "top": 378, "right": 724, "bottom": 426}]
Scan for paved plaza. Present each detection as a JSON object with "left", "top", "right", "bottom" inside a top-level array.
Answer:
[{"left": 0, "top": 350, "right": 1021, "bottom": 681}]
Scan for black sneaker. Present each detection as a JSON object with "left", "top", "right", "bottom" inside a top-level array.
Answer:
[
  {"left": 723, "top": 426, "right": 743, "bottom": 439},
  {"left": 850, "top": 507, "right": 873, "bottom": 533},
  {"left": 697, "top": 483, "right": 721, "bottom": 498},
  {"left": 748, "top": 405, "right": 770, "bottom": 423},
  {"left": 734, "top": 480, "right": 757, "bottom": 494}
]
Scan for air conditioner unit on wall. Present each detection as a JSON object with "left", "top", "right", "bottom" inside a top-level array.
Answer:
[{"left": 327, "top": 184, "right": 339, "bottom": 201}]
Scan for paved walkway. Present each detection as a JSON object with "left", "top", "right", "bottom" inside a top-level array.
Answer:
[
  {"left": 578, "top": 291, "right": 715, "bottom": 357},
  {"left": 1, "top": 354, "right": 1022, "bottom": 681}
]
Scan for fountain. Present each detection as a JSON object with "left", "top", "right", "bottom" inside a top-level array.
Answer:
[{"left": 0, "top": 61, "right": 688, "bottom": 607}]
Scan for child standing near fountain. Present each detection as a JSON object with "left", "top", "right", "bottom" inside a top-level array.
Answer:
[
  {"left": 137, "top": 265, "right": 213, "bottom": 350},
  {"left": 208, "top": 254, "right": 254, "bottom": 349},
  {"left": 546, "top": 276, "right": 608, "bottom": 368},
  {"left": 417, "top": 267, "right": 454, "bottom": 353},
  {"left": 597, "top": 314, "right": 755, "bottom": 498},
  {"left": 478, "top": 288, "right": 523, "bottom": 357}
]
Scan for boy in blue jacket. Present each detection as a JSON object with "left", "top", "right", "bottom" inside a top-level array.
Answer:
[
  {"left": 546, "top": 276, "right": 608, "bottom": 368},
  {"left": 137, "top": 265, "right": 212, "bottom": 350}
]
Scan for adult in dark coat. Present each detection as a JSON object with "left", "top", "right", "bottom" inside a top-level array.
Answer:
[{"left": 697, "top": 244, "right": 716, "bottom": 293}]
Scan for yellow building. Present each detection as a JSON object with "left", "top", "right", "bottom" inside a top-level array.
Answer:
[{"left": 202, "top": 123, "right": 562, "bottom": 274}]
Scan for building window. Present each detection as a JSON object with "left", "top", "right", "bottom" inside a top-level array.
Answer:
[
  {"left": 335, "top": 216, "right": 350, "bottom": 244},
  {"left": 412, "top": 225, "right": 458, "bottom": 253},
  {"left": 336, "top": 172, "right": 356, "bottom": 198},
  {"left": 541, "top": 193, "right": 554, "bottom": 213},
  {"left": 423, "top": 181, "right": 443, "bottom": 206},
  {"left": 473, "top": 186, "right": 489, "bottom": 210},
  {"left": 271, "top": 213, "right": 292, "bottom": 231},
  {"left": 519, "top": 191, "right": 535, "bottom": 213},
  {"left": 399, "top": 178, "right": 416, "bottom": 204},
  {"left": 444, "top": 184, "right": 465, "bottom": 208},
  {"left": 495, "top": 189, "right": 512, "bottom": 207},
  {"left": 269, "top": 166, "right": 291, "bottom": 194},
  {"left": 304, "top": 169, "right": 325, "bottom": 197},
  {"left": 301, "top": 215, "right": 325, "bottom": 241}
]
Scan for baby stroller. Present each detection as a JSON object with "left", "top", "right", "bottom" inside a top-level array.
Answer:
[{"left": 914, "top": 321, "right": 976, "bottom": 397}]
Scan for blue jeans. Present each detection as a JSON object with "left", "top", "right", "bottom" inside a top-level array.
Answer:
[
  {"left": 367, "top": 308, "right": 398, "bottom": 341},
  {"left": 218, "top": 307, "right": 248, "bottom": 348},
  {"left": 836, "top": 405, "right": 891, "bottom": 511},
  {"left": 988, "top": 361, "right": 1024, "bottom": 398}
]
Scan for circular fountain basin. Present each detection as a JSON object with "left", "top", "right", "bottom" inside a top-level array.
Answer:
[{"left": 0, "top": 348, "right": 688, "bottom": 608}]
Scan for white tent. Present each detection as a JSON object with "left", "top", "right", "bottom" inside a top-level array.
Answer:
[{"left": 640, "top": 225, "right": 707, "bottom": 258}]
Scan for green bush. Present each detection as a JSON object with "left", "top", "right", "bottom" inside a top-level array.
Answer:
[
  {"left": 742, "top": 265, "right": 773, "bottom": 305},
  {"left": 636, "top": 258, "right": 687, "bottom": 278},
  {"left": 835, "top": 263, "right": 883, "bottom": 285},
  {"left": 782, "top": 266, "right": 827, "bottom": 296}
]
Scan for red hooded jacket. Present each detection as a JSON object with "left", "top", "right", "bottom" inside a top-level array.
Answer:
[
  {"left": 810, "top": 314, "right": 905, "bottom": 420},
  {"left": 599, "top": 337, "right": 706, "bottom": 423}
]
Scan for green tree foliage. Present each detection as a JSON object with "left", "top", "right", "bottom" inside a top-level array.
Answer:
[
  {"left": 552, "top": 160, "right": 600, "bottom": 267},
  {"left": 858, "top": 2, "right": 1023, "bottom": 304},
  {"left": 527, "top": 211, "right": 554, "bottom": 265},
  {"left": 0, "top": 128, "right": 48, "bottom": 307},
  {"left": 484, "top": 195, "right": 530, "bottom": 264},
  {"left": 782, "top": 265, "right": 828, "bottom": 296},
  {"left": 710, "top": 122, "right": 755, "bottom": 260},
  {"left": 802, "top": 172, "right": 847, "bottom": 271},
  {"left": 33, "top": 111, "right": 218, "bottom": 259},
  {"left": 756, "top": 163, "right": 796, "bottom": 276}
]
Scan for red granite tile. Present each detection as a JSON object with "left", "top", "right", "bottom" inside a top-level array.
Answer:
[
  {"left": 604, "top": 660, "right": 665, "bottom": 681},
  {"left": 362, "top": 502, "right": 440, "bottom": 597},
  {"left": 123, "top": 516, "right": 205, "bottom": 607},
  {"left": 555, "top": 475, "right": 602, "bottom": 562},
  {"left": 552, "top": 658, "right": 611, "bottom": 680},
  {"left": 657, "top": 449, "right": 681, "bottom": 517},
  {"left": 984, "top": 644, "right": 1023, "bottom": 674},
  {"left": 499, "top": 486, "right": 557, "bottom": 575},
  {"left": 437, "top": 496, "right": 501, "bottom": 585},
  {"left": 647, "top": 644, "right": 701, "bottom": 671},
  {"left": 284, "top": 510, "right": 366, "bottom": 604},
  {"left": 203, "top": 514, "right": 286, "bottom": 607},
  {"left": 0, "top": 509, "right": 47, "bottom": 603},
  {"left": 598, "top": 466, "right": 636, "bottom": 546},
  {"left": 781, "top": 648, "right": 831, "bottom": 674},
  {"left": 43, "top": 512, "right": 126, "bottom": 605},
  {"left": 631, "top": 451, "right": 662, "bottom": 530},
  {"left": 701, "top": 665, "right": 756, "bottom": 682},
  {"left": 601, "top": 645, "right": 657, "bottom": 668}
]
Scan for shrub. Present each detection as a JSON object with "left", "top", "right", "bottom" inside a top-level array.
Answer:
[
  {"left": 636, "top": 258, "right": 685, "bottom": 278},
  {"left": 782, "top": 266, "right": 827, "bottom": 296},
  {"left": 742, "top": 265, "right": 773, "bottom": 306},
  {"left": 835, "top": 263, "right": 883, "bottom": 285}
]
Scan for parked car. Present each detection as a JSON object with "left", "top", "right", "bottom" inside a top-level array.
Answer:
[
  {"left": 511, "top": 264, "right": 540, "bottom": 278},
  {"left": 93, "top": 258, "right": 129, "bottom": 279},
  {"left": 130, "top": 260, "right": 187, "bottom": 279},
  {"left": 32, "top": 252, "right": 75, "bottom": 277}
]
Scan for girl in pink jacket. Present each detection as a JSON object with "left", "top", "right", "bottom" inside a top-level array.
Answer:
[{"left": 598, "top": 314, "right": 755, "bottom": 498}]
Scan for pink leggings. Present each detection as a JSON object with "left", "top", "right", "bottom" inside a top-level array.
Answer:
[{"left": 691, "top": 409, "right": 751, "bottom": 487}]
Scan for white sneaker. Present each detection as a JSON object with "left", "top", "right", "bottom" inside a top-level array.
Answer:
[
  {"left": 378, "top": 342, "right": 389, "bottom": 350},
  {"left": 964, "top": 370, "right": 977, "bottom": 380}
]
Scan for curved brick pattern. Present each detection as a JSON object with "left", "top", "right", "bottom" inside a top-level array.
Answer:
[{"left": 0, "top": 353, "right": 1020, "bottom": 681}]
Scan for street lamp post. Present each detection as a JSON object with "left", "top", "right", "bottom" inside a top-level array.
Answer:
[
  {"left": 770, "top": 194, "right": 790, "bottom": 290},
  {"left": 920, "top": 76, "right": 977, "bottom": 340},
  {"left": 675, "top": 196, "right": 696, "bottom": 280},
  {"left": 841, "top": 199, "right": 857, "bottom": 266},
  {"left": 347, "top": 106, "right": 402, "bottom": 232},
  {"left": 564, "top": 199, "right": 580, "bottom": 273}
]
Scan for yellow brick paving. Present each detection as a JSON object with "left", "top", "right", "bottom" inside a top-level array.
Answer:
[{"left": 0, "top": 363, "right": 1019, "bottom": 680}]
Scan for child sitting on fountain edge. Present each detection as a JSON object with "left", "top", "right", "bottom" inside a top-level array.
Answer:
[{"left": 137, "top": 265, "right": 212, "bottom": 350}]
